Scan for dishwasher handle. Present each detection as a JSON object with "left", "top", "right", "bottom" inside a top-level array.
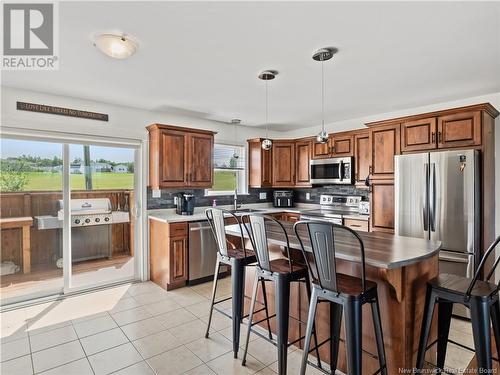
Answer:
[{"left": 189, "top": 225, "right": 212, "bottom": 232}]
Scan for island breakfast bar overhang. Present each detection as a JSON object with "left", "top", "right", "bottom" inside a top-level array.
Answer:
[{"left": 225, "top": 221, "right": 442, "bottom": 374}]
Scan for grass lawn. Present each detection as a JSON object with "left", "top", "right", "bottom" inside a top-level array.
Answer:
[
  {"left": 212, "top": 171, "right": 237, "bottom": 191},
  {"left": 4, "top": 172, "right": 134, "bottom": 191}
]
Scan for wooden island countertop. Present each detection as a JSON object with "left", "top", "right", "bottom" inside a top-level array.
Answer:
[{"left": 225, "top": 221, "right": 442, "bottom": 374}]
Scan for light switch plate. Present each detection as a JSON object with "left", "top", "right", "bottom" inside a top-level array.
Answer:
[
  {"left": 306, "top": 192, "right": 311, "bottom": 200},
  {"left": 152, "top": 189, "right": 161, "bottom": 198},
  {"left": 259, "top": 192, "right": 267, "bottom": 200}
]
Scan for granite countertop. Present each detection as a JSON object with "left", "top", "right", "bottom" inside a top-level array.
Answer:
[
  {"left": 147, "top": 203, "right": 317, "bottom": 223},
  {"left": 148, "top": 203, "right": 371, "bottom": 223},
  {"left": 225, "top": 221, "right": 441, "bottom": 269}
]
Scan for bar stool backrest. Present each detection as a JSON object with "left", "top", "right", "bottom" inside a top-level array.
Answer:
[
  {"left": 241, "top": 214, "right": 293, "bottom": 274},
  {"left": 466, "top": 235, "right": 500, "bottom": 297},
  {"left": 294, "top": 220, "right": 367, "bottom": 293},
  {"left": 205, "top": 208, "right": 246, "bottom": 258}
]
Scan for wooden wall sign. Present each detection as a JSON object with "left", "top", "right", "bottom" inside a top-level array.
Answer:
[{"left": 16, "top": 101, "right": 109, "bottom": 121}]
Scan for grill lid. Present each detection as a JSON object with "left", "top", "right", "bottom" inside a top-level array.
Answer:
[{"left": 58, "top": 198, "right": 112, "bottom": 215}]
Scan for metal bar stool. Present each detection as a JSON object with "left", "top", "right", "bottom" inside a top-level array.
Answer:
[
  {"left": 204, "top": 208, "right": 272, "bottom": 358},
  {"left": 294, "top": 220, "right": 387, "bottom": 375},
  {"left": 416, "top": 235, "right": 500, "bottom": 372},
  {"left": 241, "top": 214, "right": 321, "bottom": 375}
]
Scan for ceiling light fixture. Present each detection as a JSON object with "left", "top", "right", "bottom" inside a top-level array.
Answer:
[
  {"left": 258, "top": 70, "right": 278, "bottom": 150},
  {"left": 93, "top": 34, "right": 138, "bottom": 59},
  {"left": 313, "top": 47, "right": 337, "bottom": 144}
]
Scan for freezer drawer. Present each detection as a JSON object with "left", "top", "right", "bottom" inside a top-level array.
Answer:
[{"left": 439, "top": 250, "right": 474, "bottom": 318}]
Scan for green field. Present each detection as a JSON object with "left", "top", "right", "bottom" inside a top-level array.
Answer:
[
  {"left": 212, "top": 170, "right": 237, "bottom": 191},
  {"left": 2, "top": 172, "right": 134, "bottom": 191}
]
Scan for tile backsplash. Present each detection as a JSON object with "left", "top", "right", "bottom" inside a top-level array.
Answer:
[
  {"left": 147, "top": 188, "right": 273, "bottom": 210},
  {"left": 147, "top": 185, "right": 368, "bottom": 210}
]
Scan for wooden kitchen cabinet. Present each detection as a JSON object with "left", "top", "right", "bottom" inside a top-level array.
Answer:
[
  {"left": 401, "top": 117, "right": 437, "bottom": 152},
  {"left": 248, "top": 138, "right": 273, "bottom": 188},
  {"left": 272, "top": 141, "right": 296, "bottom": 187},
  {"left": 147, "top": 124, "right": 215, "bottom": 189},
  {"left": 188, "top": 132, "right": 214, "bottom": 187},
  {"left": 149, "top": 220, "right": 188, "bottom": 290},
  {"left": 354, "top": 131, "right": 370, "bottom": 186},
  {"left": 370, "top": 179, "right": 395, "bottom": 233},
  {"left": 281, "top": 212, "right": 300, "bottom": 223},
  {"left": 437, "top": 110, "right": 481, "bottom": 148},
  {"left": 295, "top": 139, "right": 312, "bottom": 187},
  {"left": 367, "top": 123, "right": 401, "bottom": 180},
  {"left": 331, "top": 133, "right": 354, "bottom": 157},
  {"left": 344, "top": 218, "right": 369, "bottom": 232},
  {"left": 311, "top": 139, "right": 331, "bottom": 159}
]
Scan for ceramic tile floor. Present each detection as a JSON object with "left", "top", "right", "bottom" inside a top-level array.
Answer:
[{"left": 0, "top": 279, "right": 476, "bottom": 374}]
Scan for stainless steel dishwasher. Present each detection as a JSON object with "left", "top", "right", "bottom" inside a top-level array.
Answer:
[{"left": 188, "top": 220, "right": 227, "bottom": 283}]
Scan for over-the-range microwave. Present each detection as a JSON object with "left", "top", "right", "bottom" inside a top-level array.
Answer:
[{"left": 310, "top": 157, "right": 354, "bottom": 185}]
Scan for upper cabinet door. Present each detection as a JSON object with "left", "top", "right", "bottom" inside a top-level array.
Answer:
[
  {"left": 188, "top": 133, "right": 214, "bottom": 187},
  {"left": 311, "top": 140, "right": 331, "bottom": 159},
  {"left": 437, "top": 111, "right": 481, "bottom": 149},
  {"left": 248, "top": 139, "right": 272, "bottom": 188},
  {"left": 331, "top": 134, "right": 354, "bottom": 157},
  {"left": 354, "top": 131, "right": 370, "bottom": 185},
  {"left": 159, "top": 129, "right": 188, "bottom": 187},
  {"left": 272, "top": 141, "right": 295, "bottom": 187},
  {"left": 370, "top": 123, "right": 401, "bottom": 179},
  {"left": 295, "top": 140, "right": 311, "bottom": 187},
  {"left": 401, "top": 117, "right": 437, "bottom": 152}
]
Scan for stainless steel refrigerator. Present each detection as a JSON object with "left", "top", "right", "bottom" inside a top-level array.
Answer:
[{"left": 395, "top": 149, "right": 480, "bottom": 317}]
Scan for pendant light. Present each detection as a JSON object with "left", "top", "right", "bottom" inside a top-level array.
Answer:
[
  {"left": 313, "top": 47, "right": 337, "bottom": 144},
  {"left": 258, "top": 70, "right": 278, "bottom": 150},
  {"left": 231, "top": 118, "right": 241, "bottom": 159}
]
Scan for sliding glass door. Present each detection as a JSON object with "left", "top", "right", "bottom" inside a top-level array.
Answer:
[
  {"left": 0, "top": 133, "right": 142, "bottom": 306},
  {"left": 67, "top": 144, "right": 138, "bottom": 290},
  {"left": 0, "top": 138, "right": 65, "bottom": 305}
]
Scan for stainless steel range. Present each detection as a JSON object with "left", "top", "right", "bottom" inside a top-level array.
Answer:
[
  {"left": 300, "top": 194, "right": 363, "bottom": 224},
  {"left": 35, "top": 198, "right": 130, "bottom": 264}
]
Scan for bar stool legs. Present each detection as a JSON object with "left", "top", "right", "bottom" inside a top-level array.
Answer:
[
  {"left": 436, "top": 301, "right": 453, "bottom": 369},
  {"left": 301, "top": 291, "right": 387, "bottom": 375},
  {"left": 205, "top": 260, "right": 221, "bottom": 339},
  {"left": 470, "top": 299, "right": 493, "bottom": 370},
  {"left": 491, "top": 301, "right": 500, "bottom": 363}
]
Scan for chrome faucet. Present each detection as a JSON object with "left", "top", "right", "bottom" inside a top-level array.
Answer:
[{"left": 233, "top": 189, "right": 241, "bottom": 210}]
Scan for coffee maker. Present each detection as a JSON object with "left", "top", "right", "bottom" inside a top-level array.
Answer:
[{"left": 175, "top": 193, "right": 195, "bottom": 215}]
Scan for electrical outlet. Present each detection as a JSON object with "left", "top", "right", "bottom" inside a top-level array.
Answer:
[
  {"left": 306, "top": 192, "right": 311, "bottom": 200},
  {"left": 152, "top": 189, "right": 161, "bottom": 198},
  {"left": 259, "top": 192, "right": 267, "bottom": 200},
  {"left": 173, "top": 196, "right": 178, "bottom": 205}
]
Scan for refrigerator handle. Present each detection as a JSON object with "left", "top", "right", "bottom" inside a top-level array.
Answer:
[
  {"left": 430, "top": 163, "right": 436, "bottom": 232},
  {"left": 423, "top": 163, "right": 429, "bottom": 231}
]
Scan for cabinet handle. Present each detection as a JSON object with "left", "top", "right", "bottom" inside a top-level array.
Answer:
[
  {"left": 349, "top": 224, "right": 362, "bottom": 228},
  {"left": 438, "top": 131, "right": 442, "bottom": 143},
  {"left": 369, "top": 165, "right": 372, "bottom": 174},
  {"left": 431, "top": 132, "right": 435, "bottom": 143}
]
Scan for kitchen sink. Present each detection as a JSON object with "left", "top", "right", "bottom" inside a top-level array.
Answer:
[{"left": 230, "top": 208, "right": 262, "bottom": 213}]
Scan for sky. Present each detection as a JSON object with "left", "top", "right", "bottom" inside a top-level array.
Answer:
[{"left": 1, "top": 139, "right": 135, "bottom": 163}]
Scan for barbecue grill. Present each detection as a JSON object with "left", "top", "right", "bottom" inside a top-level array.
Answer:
[{"left": 35, "top": 198, "right": 130, "bottom": 264}]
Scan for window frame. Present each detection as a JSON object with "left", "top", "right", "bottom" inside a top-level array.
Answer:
[{"left": 205, "top": 142, "right": 248, "bottom": 197}]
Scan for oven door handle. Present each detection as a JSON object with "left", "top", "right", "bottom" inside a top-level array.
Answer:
[{"left": 339, "top": 161, "right": 343, "bottom": 181}]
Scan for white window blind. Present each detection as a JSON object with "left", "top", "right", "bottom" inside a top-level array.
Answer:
[{"left": 213, "top": 144, "right": 245, "bottom": 170}]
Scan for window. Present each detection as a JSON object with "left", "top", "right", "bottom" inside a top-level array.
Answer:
[{"left": 206, "top": 143, "right": 247, "bottom": 196}]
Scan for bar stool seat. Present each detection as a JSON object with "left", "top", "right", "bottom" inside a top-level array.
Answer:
[
  {"left": 225, "top": 248, "right": 256, "bottom": 260},
  {"left": 416, "top": 235, "right": 500, "bottom": 373},
  {"left": 429, "top": 273, "right": 498, "bottom": 298},
  {"left": 268, "top": 258, "right": 308, "bottom": 276},
  {"left": 335, "top": 273, "right": 378, "bottom": 296}
]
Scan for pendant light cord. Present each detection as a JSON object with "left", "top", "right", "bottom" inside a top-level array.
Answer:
[
  {"left": 265, "top": 79, "right": 269, "bottom": 139},
  {"left": 321, "top": 55, "right": 325, "bottom": 132}
]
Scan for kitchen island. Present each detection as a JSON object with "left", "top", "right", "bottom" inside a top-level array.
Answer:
[{"left": 225, "top": 221, "right": 441, "bottom": 374}]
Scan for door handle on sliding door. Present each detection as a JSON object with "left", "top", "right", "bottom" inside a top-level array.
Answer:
[
  {"left": 423, "top": 163, "right": 429, "bottom": 231},
  {"left": 430, "top": 163, "right": 436, "bottom": 232}
]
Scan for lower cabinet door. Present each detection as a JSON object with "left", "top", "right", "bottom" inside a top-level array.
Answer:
[
  {"left": 170, "top": 236, "right": 188, "bottom": 283},
  {"left": 370, "top": 179, "right": 395, "bottom": 233}
]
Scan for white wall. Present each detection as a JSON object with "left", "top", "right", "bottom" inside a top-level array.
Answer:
[{"left": 0, "top": 86, "right": 281, "bottom": 144}]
